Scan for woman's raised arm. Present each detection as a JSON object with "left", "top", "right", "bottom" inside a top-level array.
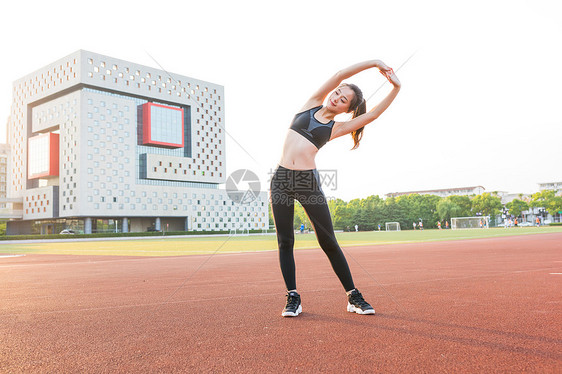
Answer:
[
  {"left": 300, "top": 60, "right": 390, "bottom": 112},
  {"left": 329, "top": 70, "right": 401, "bottom": 141}
]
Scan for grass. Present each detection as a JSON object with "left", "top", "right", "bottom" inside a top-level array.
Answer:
[{"left": 1, "top": 226, "right": 561, "bottom": 257}]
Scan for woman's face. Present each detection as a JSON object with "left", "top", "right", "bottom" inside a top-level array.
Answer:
[{"left": 327, "top": 86, "right": 355, "bottom": 114}]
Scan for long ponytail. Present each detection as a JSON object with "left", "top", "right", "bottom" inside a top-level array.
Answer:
[
  {"left": 340, "top": 83, "right": 366, "bottom": 150},
  {"left": 350, "top": 98, "right": 366, "bottom": 150}
]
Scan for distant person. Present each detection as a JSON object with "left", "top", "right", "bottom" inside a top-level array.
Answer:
[
  {"left": 445, "top": 221, "right": 449, "bottom": 229},
  {"left": 514, "top": 218, "right": 518, "bottom": 227},
  {"left": 419, "top": 221, "right": 423, "bottom": 230},
  {"left": 270, "top": 59, "right": 400, "bottom": 317},
  {"left": 300, "top": 223, "right": 305, "bottom": 234},
  {"left": 536, "top": 217, "right": 540, "bottom": 227},
  {"left": 437, "top": 221, "right": 442, "bottom": 230},
  {"left": 355, "top": 224, "right": 358, "bottom": 232},
  {"left": 479, "top": 219, "right": 483, "bottom": 228},
  {"left": 378, "top": 224, "right": 381, "bottom": 231},
  {"left": 413, "top": 222, "right": 416, "bottom": 230}
]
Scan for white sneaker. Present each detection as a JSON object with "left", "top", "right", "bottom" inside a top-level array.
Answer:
[
  {"left": 281, "top": 291, "right": 302, "bottom": 317},
  {"left": 347, "top": 289, "right": 375, "bottom": 315}
]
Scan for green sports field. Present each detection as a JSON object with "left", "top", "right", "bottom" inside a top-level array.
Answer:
[{"left": 2, "top": 226, "right": 561, "bottom": 257}]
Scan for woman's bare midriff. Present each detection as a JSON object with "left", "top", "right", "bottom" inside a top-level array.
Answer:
[{"left": 278, "top": 130, "right": 319, "bottom": 170}]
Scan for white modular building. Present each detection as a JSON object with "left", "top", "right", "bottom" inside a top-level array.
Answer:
[
  {"left": 6, "top": 50, "right": 268, "bottom": 234},
  {"left": 0, "top": 144, "right": 9, "bottom": 208}
]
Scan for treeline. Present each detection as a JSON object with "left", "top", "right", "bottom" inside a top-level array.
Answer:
[{"left": 273, "top": 190, "right": 562, "bottom": 231}]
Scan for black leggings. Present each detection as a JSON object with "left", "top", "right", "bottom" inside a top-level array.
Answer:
[{"left": 270, "top": 165, "right": 355, "bottom": 291}]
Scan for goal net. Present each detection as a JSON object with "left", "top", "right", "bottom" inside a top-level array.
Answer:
[
  {"left": 385, "top": 222, "right": 401, "bottom": 231},
  {"left": 451, "top": 216, "right": 489, "bottom": 230}
]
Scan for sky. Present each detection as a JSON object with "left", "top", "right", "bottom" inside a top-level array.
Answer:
[{"left": 1, "top": 0, "right": 560, "bottom": 201}]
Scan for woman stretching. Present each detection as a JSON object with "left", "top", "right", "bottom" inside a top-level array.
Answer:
[{"left": 270, "top": 60, "right": 401, "bottom": 317}]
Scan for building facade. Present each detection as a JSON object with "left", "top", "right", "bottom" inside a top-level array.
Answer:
[
  {"left": 6, "top": 50, "right": 268, "bottom": 234},
  {"left": 538, "top": 181, "right": 562, "bottom": 192},
  {"left": 0, "top": 144, "right": 9, "bottom": 208}
]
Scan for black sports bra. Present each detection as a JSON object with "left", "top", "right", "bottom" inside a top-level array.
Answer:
[{"left": 289, "top": 106, "right": 335, "bottom": 149}]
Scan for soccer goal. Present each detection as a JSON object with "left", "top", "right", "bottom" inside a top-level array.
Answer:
[
  {"left": 451, "top": 216, "right": 489, "bottom": 230},
  {"left": 385, "top": 222, "right": 401, "bottom": 231}
]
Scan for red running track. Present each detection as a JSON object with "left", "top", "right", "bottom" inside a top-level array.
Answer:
[{"left": 1, "top": 233, "right": 561, "bottom": 373}]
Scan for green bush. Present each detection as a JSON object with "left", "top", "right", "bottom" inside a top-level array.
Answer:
[{"left": 549, "top": 222, "right": 562, "bottom": 226}]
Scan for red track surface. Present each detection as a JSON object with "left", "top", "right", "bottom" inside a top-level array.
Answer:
[{"left": 1, "top": 233, "right": 561, "bottom": 373}]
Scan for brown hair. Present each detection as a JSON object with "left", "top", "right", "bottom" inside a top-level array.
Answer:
[{"left": 340, "top": 83, "right": 366, "bottom": 150}]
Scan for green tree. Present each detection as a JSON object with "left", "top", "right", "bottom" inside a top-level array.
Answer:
[
  {"left": 471, "top": 192, "right": 502, "bottom": 217},
  {"left": 361, "top": 195, "right": 385, "bottom": 230},
  {"left": 506, "top": 199, "right": 529, "bottom": 218},
  {"left": 393, "top": 194, "right": 441, "bottom": 229},
  {"left": 268, "top": 207, "right": 274, "bottom": 228},
  {"left": 344, "top": 198, "right": 361, "bottom": 230},
  {"left": 333, "top": 202, "right": 352, "bottom": 231},
  {"left": 422, "top": 195, "right": 442, "bottom": 227},
  {"left": 328, "top": 198, "right": 347, "bottom": 228},
  {"left": 447, "top": 195, "right": 473, "bottom": 216},
  {"left": 435, "top": 195, "right": 473, "bottom": 224},
  {"left": 550, "top": 196, "right": 562, "bottom": 217},
  {"left": 529, "top": 190, "right": 552, "bottom": 209},
  {"left": 293, "top": 201, "right": 310, "bottom": 230},
  {"left": 437, "top": 198, "right": 463, "bottom": 222},
  {"left": 383, "top": 197, "right": 407, "bottom": 227},
  {"left": 530, "top": 190, "right": 562, "bottom": 216}
]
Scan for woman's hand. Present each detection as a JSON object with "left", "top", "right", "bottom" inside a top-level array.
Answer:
[
  {"left": 375, "top": 60, "right": 400, "bottom": 87},
  {"left": 378, "top": 63, "right": 401, "bottom": 88},
  {"left": 387, "top": 70, "right": 401, "bottom": 88}
]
